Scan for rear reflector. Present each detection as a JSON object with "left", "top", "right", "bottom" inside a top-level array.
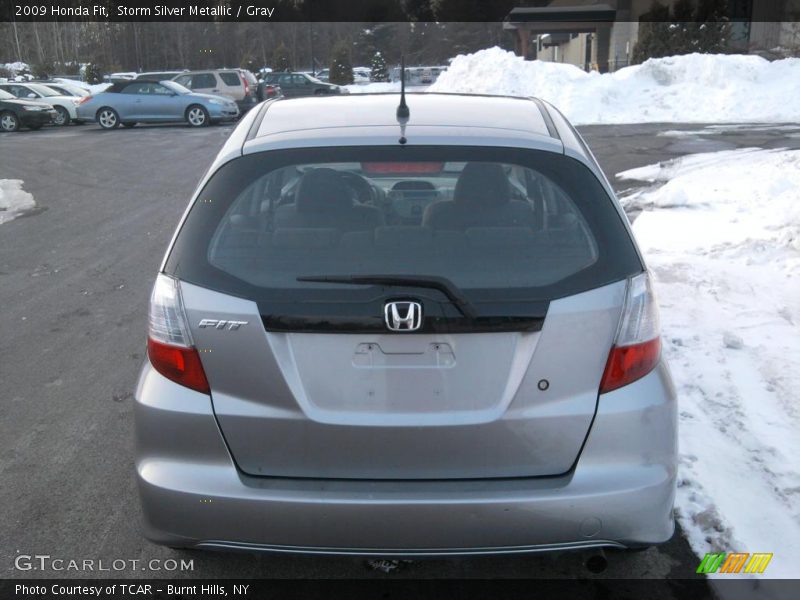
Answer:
[
  {"left": 147, "top": 337, "right": 210, "bottom": 394},
  {"left": 599, "top": 337, "right": 661, "bottom": 394}
]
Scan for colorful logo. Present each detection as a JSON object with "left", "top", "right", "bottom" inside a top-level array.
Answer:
[{"left": 697, "top": 552, "right": 773, "bottom": 574}]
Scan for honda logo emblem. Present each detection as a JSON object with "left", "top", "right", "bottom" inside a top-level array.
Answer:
[{"left": 384, "top": 301, "right": 423, "bottom": 332}]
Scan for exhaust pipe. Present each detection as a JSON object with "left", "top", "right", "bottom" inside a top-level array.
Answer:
[{"left": 584, "top": 548, "right": 608, "bottom": 574}]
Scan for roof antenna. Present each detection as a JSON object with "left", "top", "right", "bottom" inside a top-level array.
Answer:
[{"left": 396, "top": 56, "right": 409, "bottom": 145}]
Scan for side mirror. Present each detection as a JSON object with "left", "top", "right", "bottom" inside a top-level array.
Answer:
[{"left": 27, "top": 93, "right": 37, "bottom": 98}]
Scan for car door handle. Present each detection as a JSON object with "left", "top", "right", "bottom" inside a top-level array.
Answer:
[
  {"left": 135, "top": 99, "right": 142, "bottom": 103},
  {"left": 212, "top": 89, "right": 219, "bottom": 92}
]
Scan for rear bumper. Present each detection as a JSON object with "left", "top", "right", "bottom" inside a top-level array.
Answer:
[
  {"left": 19, "top": 110, "right": 55, "bottom": 127},
  {"left": 134, "top": 361, "right": 677, "bottom": 555},
  {"left": 235, "top": 97, "right": 258, "bottom": 112},
  {"left": 209, "top": 105, "right": 239, "bottom": 121}
]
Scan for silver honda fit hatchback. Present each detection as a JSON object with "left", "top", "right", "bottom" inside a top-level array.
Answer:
[{"left": 135, "top": 93, "right": 677, "bottom": 555}]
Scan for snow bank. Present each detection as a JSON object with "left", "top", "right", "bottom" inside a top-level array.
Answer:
[
  {"left": 344, "top": 81, "right": 399, "bottom": 94},
  {"left": 617, "top": 149, "right": 800, "bottom": 577},
  {"left": 1, "top": 62, "right": 33, "bottom": 82},
  {"left": 0, "top": 180, "right": 36, "bottom": 225},
  {"left": 54, "top": 78, "right": 112, "bottom": 94},
  {"left": 2, "top": 61, "right": 30, "bottom": 74},
  {"left": 430, "top": 47, "right": 800, "bottom": 125}
]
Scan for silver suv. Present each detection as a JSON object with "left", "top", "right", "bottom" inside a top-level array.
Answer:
[
  {"left": 135, "top": 93, "right": 677, "bottom": 556},
  {"left": 173, "top": 69, "right": 258, "bottom": 112}
]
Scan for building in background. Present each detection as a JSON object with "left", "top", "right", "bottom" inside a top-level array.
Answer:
[{"left": 504, "top": 0, "right": 800, "bottom": 72}]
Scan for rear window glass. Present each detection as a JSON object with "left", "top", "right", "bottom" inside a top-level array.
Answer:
[
  {"left": 166, "top": 147, "right": 641, "bottom": 304},
  {"left": 188, "top": 73, "right": 216, "bottom": 88},
  {"left": 146, "top": 73, "right": 176, "bottom": 80},
  {"left": 219, "top": 72, "right": 241, "bottom": 86}
]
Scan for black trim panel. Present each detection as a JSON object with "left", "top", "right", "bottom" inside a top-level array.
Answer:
[{"left": 531, "top": 97, "right": 560, "bottom": 141}]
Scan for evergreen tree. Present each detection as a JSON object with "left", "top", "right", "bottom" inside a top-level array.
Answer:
[
  {"left": 370, "top": 51, "right": 389, "bottom": 82},
  {"left": 401, "top": 0, "right": 435, "bottom": 21},
  {"left": 430, "top": 0, "right": 516, "bottom": 22},
  {"left": 32, "top": 61, "right": 53, "bottom": 79},
  {"left": 329, "top": 41, "right": 354, "bottom": 85},
  {"left": 669, "top": 0, "right": 696, "bottom": 54},
  {"left": 83, "top": 62, "right": 103, "bottom": 84},
  {"left": 633, "top": 0, "right": 731, "bottom": 64},
  {"left": 354, "top": 27, "right": 378, "bottom": 65},
  {"left": 631, "top": 1, "right": 673, "bottom": 64},
  {"left": 53, "top": 61, "right": 80, "bottom": 76},
  {"left": 694, "top": 0, "right": 731, "bottom": 53},
  {"left": 271, "top": 43, "right": 291, "bottom": 72}
]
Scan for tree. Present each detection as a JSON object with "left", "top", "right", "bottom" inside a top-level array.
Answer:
[
  {"left": 329, "top": 40, "right": 354, "bottom": 85},
  {"left": 633, "top": 0, "right": 731, "bottom": 64},
  {"left": 1, "top": 21, "right": 514, "bottom": 76},
  {"left": 631, "top": 1, "right": 671, "bottom": 64},
  {"left": 83, "top": 62, "right": 103, "bottom": 84},
  {"left": 370, "top": 51, "right": 389, "bottom": 82},
  {"left": 31, "top": 61, "right": 53, "bottom": 79},
  {"left": 271, "top": 42, "right": 291, "bottom": 72},
  {"left": 53, "top": 61, "right": 80, "bottom": 76},
  {"left": 668, "top": 0, "right": 696, "bottom": 53},
  {"left": 694, "top": 0, "right": 731, "bottom": 53},
  {"left": 401, "top": 0, "right": 435, "bottom": 21},
  {"left": 430, "top": 0, "right": 516, "bottom": 22}
]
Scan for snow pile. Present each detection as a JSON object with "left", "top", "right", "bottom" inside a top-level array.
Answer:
[
  {"left": 0, "top": 180, "right": 36, "bottom": 225},
  {"left": 430, "top": 47, "right": 800, "bottom": 125},
  {"left": 345, "top": 81, "right": 400, "bottom": 94},
  {"left": 617, "top": 149, "right": 800, "bottom": 577},
  {"left": 1, "top": 62, "right": 33, "bottom": 82},
  {"left": 54, "top": 78, "right": 111, "bottom": 94},
  {"left": 2, "top": 61, "right": 30, "bottom": 74}
]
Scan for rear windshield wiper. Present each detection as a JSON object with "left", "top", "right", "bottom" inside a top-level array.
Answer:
[{"left": 296, "top": 274, "right": 478, "bottom": 319}]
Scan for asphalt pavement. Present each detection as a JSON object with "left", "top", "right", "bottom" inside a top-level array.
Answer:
[{"left": 3, "top": 119, "right": 796, "bottom": 588}]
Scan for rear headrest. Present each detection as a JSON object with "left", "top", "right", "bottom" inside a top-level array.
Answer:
[
  {"left": 453, "top": 163, "right": 510, "bottom": 207},
  {"left": 295, "top": 168, "right": 353, "bottom": 213}
]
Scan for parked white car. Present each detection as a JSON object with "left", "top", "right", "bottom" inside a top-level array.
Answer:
[
  {"left": 0, "top": 82, "right": 82, "bottom": 125},
  {"left": 353, "top": 67, "right": 371, "bottom": 84}
]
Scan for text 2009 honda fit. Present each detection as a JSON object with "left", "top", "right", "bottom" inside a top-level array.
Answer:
[{"left": 135, "top": 93, "right": 677, "bottom": 555}]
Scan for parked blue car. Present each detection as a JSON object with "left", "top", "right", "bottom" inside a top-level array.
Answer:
[{"left": 76, "top": 80, "right": 239, "bottom": 129}]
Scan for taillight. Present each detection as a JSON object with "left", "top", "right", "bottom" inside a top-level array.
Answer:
[
  {"left": 147, "top": 274, "right": 209, "bottom": 394},
  {"left": 240, "top": 73, "right": 250, "bottom": 96},
  {"left": 78, "top": 95, "right": 92, "bottom": 105},
  {"left": 599, "top": 272, "right": 661, "bottom": 393}
]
